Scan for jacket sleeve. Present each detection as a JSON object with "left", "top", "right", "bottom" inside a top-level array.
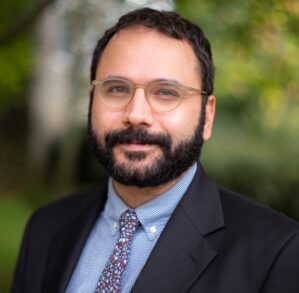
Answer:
[{"left": 260, "top": 232, "right": 299, "bottom": 293}]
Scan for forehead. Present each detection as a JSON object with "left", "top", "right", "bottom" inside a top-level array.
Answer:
[{"left": 96, "top": 27, "right": 201, "bottom": 86}]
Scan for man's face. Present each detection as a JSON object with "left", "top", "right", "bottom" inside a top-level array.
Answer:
[{"left": 89, "top": 27, "right": 215, "bottom": 187}]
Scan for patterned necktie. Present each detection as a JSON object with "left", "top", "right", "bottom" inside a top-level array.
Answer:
[{"left": 94, "top": 209, "right": 139, "bottom": 293}]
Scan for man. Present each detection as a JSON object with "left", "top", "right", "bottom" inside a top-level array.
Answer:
[{"left": 12, "top": 8, "right": 299, "bottom": 293}]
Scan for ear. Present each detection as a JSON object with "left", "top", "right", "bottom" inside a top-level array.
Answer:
[{"left": 203, "top": 95, "right": 216, "bottom": 141}]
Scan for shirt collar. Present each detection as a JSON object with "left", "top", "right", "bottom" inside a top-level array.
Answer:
[
  {"left": 103, "top": 180, "right": 129, "bottom": 236},
  {"left": 103, "top": 162, "right": 197, "bottom": 240}
]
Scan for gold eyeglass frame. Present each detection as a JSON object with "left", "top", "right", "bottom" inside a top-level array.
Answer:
[{"left": 91, "top": 77, "right": 208, "bottom": 112}]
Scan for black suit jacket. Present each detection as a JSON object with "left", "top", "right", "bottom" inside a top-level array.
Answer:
[{"left": 11, "top": 164, "right": 299, "bottom": 292}]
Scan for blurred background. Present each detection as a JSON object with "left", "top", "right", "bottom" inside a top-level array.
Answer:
[{"left": 0, "top": 0, "right": 298, "bottom": 291}]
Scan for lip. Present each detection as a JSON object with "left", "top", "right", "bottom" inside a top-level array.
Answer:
[{"left": 119, "top": 143, "right": 154, "bottom": 152}]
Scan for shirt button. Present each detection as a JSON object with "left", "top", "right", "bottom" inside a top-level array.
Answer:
[
  {"left": 150, "top": 226, "right": 157, "bottom": 234},
  {"left": 112, "top": 222, "right": 118, "bottom": 230}
]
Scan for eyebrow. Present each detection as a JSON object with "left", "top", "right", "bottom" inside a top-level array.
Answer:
[{"left": 105, "top": 75, "right": 181, "bottom": 85}]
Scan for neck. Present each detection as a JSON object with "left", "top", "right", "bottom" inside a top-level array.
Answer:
[{"left": 112, "top": 176, "right": 184, "bottom": 209}]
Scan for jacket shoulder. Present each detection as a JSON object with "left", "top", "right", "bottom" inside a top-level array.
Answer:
[
  {"left": 29, "top": 186, "right": 106, "bottom": 232},
  {"left": 218, "top": 185, "right": 299, "bottom": 243}
]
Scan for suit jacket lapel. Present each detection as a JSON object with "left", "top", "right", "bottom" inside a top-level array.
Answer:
[
  {"left": 131, "top": 163, "right": 225, "bottom": 293},
  {"left": 42, "top": 188, "right": 107, "bottom": 293}
]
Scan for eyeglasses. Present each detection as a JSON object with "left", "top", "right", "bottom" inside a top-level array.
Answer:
[{"left": 91, "top": 77, "right": 207, "bottom": 112}]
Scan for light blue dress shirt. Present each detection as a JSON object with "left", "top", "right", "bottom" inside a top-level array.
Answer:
[{"left": 66, "top": 162, "right": 197, "bottom": 293}]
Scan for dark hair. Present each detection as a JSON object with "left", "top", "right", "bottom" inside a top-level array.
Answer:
[{"left": 90, "top": 7, "right": 215, "bottom": 95}]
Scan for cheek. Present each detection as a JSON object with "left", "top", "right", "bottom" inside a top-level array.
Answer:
[
  {"left": 91, "top": 100, "right": 123, "bottom": 134},
  {"left": 160, "top": 104, "right": 201, "bottom": 142}
]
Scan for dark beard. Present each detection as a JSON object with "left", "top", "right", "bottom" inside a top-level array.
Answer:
[{"left": 88, "top": 116, "right": 205, "bottom": 187}]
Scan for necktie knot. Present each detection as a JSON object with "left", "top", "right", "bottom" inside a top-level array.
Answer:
[{"left": 119, "top": 209, "right": 139, "bottom": 234}]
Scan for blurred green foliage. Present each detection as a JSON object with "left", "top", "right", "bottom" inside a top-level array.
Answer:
[
  {"left": 0, "top": 38, "right": 32, "bottom": 116},
  {"left": 0, "top": 1, "right": 47, "bottom": 291},
  {"left": 0, "top": 0, "right": 37, "bottom": 116},
  {"left": 176, "top": 0, "right": 299, "bottom": 219}
]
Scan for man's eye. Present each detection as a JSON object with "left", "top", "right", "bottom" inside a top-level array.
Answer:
[
  {"left": 110, "top": 86, "right": 129, "bottom": 93},
  {"left": 154, "top": 87, "right": 180, "bottom": 97},
  {"left": 105, "top": 84, "right": 130, "bottom": 95}
]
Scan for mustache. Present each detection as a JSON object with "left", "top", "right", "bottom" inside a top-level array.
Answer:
[{"left": 104, "top": 127, "right": 171, "bottom": 149}]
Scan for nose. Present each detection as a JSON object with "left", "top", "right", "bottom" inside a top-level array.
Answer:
[{"left": 122, "top": 88, "right": 154, "bottom": 127}]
